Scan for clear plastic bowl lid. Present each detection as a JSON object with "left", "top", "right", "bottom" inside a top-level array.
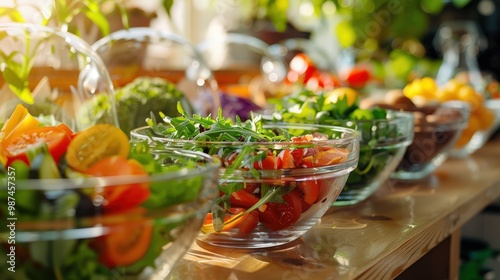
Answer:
[
  {"left": 91, "top": 27, "right": 220, "bottom": 120},
  {"left": 0, "top": 23, "right": 118, "bottom": 131}
]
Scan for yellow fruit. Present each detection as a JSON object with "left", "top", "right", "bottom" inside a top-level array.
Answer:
[
  {"left": 325, "top": 87, "right": 358, "bottom": 106},
  {"left": 462, "top": 93, "right": 483, "bottom": 111},
  {"left": 445, "top": 79, "right": 465, "bottom": 94},
  {"left": 420, "top": 77, "right": 438, "bottom": 95},
  {"left": 458, "top": 85, "right": 476, "bottom": 99},
  {"left": 475, "top": 107, "right": 495, "bottom": 130},
  {"left": 466, "top": 114, "right": 481, "bottom": 133},
  {"left": 436, "top": 89, "right": 458, "bottom": 101},
  {"left": 455, "top": 128, "right": 474, "bottom": 148}
]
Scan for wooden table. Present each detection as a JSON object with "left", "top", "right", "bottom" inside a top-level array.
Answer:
[{"left": 169, "top": 135, "right": 500, "bottom": 280}]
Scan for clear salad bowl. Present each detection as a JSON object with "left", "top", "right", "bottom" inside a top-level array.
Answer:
[
  {"left": 131, "top": 123, "right": 359, "bottom": 249},
  {"left": 0, "top": 147, "right": 219, "bottom": 279},
  {"left": 391, "top": 101, "right": 470, "bottom": 180},
  {"left": 91, "top": 27, "right": 220, "bottom": 134},
  {"left": 0, "top": 23, "right": 118, "bottom": 131}
]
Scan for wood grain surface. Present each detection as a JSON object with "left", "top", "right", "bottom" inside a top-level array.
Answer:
[{"left": 169, "top": 135, "right": 500, "bottom": 280}]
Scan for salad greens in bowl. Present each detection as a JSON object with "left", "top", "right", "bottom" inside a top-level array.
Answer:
[
  {"left": 266, "top": 88, "right": 414, "bottom": 206},
  {"left": 0, "top": 106, "right": 220, "bottom": 279},
  {"left": 130, "top": 109, "right": 360, "bottom": 249}
]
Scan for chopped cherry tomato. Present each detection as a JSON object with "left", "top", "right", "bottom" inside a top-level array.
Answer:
[
  {"left": 299, "top": 156, "right": 314, "bottom": 168},
  {"left": 297, "top": 180, "right": 320, "bottom": 205},
  {"left": 278, "top": 149, "right": 295, "bottom": 169},
  {"left": 66, "top": 124, "right": 130, "bottom": 172},
  {"left": 344, "top": 66, "right": 370, "bottom": 88},
  {"left": 259, "top": 189, "right": 302, "bottom": 231},
  {"left": 290, "top": 148, "right": 305, "bottom": 166},
  {"left": 230, "top": 189, "right": 260, "bottom": 208},
  {"left": 253, "top": 153, "right": 279, "bottom": 170},
  {"left": 242, "top": 183, "right": 259, "bottom": 195},
  {"left": 2, "top": 126, "right": 71, "bottom": 166},
  {"left": 93, "top": 210, "right": 153, "bottom": 268},
  {"left": 222, "top": 151, "right": 238, "bottom": 167},
  {"left": 86, "top": 156, "right": 150, "bottom": 213},
  {"left": 237, "top": 210, "right": 259, "bottom": 235}
]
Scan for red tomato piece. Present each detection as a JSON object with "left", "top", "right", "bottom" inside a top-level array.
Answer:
[
  {"left": 230, "top": 189, "right": 260, "bottom": 208},
  {"left": 345, "top": 67, "right": 370, "bottom": 88},
  {"left": 243, "top": 183, "right": 260, "bottom": 195},
  {"left": 237, "top": 210, "right": 259, "bottom": 235},
  {"left": 278, "top": 149, "right": 295, "bottom": 169},
  {"left": 297, "top": 180, "right": 320, "bottom": 205},
  {"left": 259, "top": 190, "right": 302, "bottom": 231},
  {"left": 288, "top": 53, "right": 318, "bottom": 83},
  {"left": 93, "top": 210, "right": 153, "bottom": 268},
  {"left": 2, "top": 126, "right": 71, "bottom": 166},
  {"left": 253, "top": 154, "right": 279, "bottom": 170},
  {"left": 290, "top": 148, "right": 305, "bottom": 166},
  {"left": 299, "top": 156, "right": 314, "bottom": 168},
  {"left": 86, "top": 156, "right": 151, "bottom": 213}
]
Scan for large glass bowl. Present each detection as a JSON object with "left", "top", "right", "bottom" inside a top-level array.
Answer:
[
  {"left": 0, "top": 23, "right": 118, "bottom": 131},
  {"left": 91, "top": 27, "right": 220, "bottom": 134},
  {"left": 131, "top": 123, "right": 360, "bottom": 249},
  {"left": 391, "top": 101, "right": 470, "bottom": 180},
  {"left": 0, "top": 148, "right": 219, "bottom": 279}
]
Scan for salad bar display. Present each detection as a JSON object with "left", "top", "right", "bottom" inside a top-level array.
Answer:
[
  {"left": 267, "top": 88, "right": 414, "bottom": 205},
  {"left": 0, "top": 105, "right": 220, "bottom": 279},
  {"left": 131, "top": 109, "right": 360, "bottom": 248}
]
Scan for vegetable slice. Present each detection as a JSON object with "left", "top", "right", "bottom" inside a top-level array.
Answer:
[
  {"left": 65, "top": 124, "right": 129, "bottom": 171},
  {"left": 2, "top": 126, "right": 71, "bottom": 166}
]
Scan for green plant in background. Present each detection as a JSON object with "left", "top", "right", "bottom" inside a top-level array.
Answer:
[{"left": 0, "top": 0, "right": 129, "bottom": 104}]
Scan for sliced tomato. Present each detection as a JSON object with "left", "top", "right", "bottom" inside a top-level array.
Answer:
[
  {"left": 65, "top": 124, "right": 130, "bottom": 172},
  {"left": 243, "top": 183, "right": 259, "bottom": 195},
  {"left": 94, "top": 214, "right": 153, "bottom": 268},
  {"left": 297, "top": 180, "right": 320, "bottom": 205},
  {"left": 237, "top": 210, "right": 259, "bottom": 235},
  {"left": 253, "top": 153, "right": 279, "bottom": 170},
  {"left": 278, "top": 149, "right": 295, "bottom": 169},
  {"left": 259, "top": 190, "right": 302, "bottom": 231},
  {"left": 229, "top": 189, "right": 259, "bottom": 208},
  {"left": 299, "top": 156, "right": 314, "bottom": 168},
  {"left": 290, "top": 148, "right": 305, "bottom": 166},
  {"left": 86, "top": 156, "right": 150, "bottom": 213},
  {"left": 2, "top": 126, "right": 71, "bottom": 166}
]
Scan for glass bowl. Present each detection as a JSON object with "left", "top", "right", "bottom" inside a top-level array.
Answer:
[
  {"left": 451, "top": 99, "right": 500, "bottom": 157},
  {"left": 261, "top": 89, "right": 414, "bottom": 206},
  {"left": 0, "top": 23, "right": 118, "bottom": 131},
  {"left": 316, "top": 112, "right": 414, "bottom": 206},
  {"left": 131, "top": 123, "right": 360, "bottom": 249},
  {"left": 0, "top": 147, "right": 219, "bottom": 279},
  {"left": 91, "top": 27, "right": 220, "bottom": 134},
  {"left": 391, "top": 101, "right": 470, "bottom": 180}
]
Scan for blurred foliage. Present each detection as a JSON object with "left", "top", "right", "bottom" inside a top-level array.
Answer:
[
  {"left": 0, "top": 0, "right": 129, "bottom": 37},
  {"left": 219, "top": 0, "right": 472, "bottom": 48}
]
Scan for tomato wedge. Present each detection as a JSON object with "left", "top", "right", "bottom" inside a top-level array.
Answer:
[
  {"left": 229, "top": 189, "right": 260, "bottom": 208},
  {"left": 253, "top": 153, "right": 279, "bottom": 170},
  {"left": 297, "top": 180, "right": 320, "bottom": 205},
  {"left": 278, "top": 149, "right": 295, "bottom": 169},
  {"left": 65, "top": 124, "right": 130, "bottom": 172},
  {"left": 93, "top": 211, "right": 153, "bottom": 268},
  {"left": 1, "top": 126, "right": 71, "bottom": 166},
  {"left": 259, "top": 190, "right": 302, "bottom": 231},
  {"left": 86, "top": 156, "right": 150, "bottom": 213}
]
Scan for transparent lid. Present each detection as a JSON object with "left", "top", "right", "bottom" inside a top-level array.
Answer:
[
  {"left": 0, "top": 23, "right": 118, "bottom": 131},
  {"left": 91, "top": 27, "right": 220, "bottom": 124}
]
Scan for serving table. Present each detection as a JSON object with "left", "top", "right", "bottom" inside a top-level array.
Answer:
[{"left": 169, "top": 135, "right": 500, "bottom": 280}]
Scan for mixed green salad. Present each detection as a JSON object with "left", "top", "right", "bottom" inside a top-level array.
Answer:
[
  {"left": 268, "top": 89, "right": 413, "bottom": 205},
  {"left": 0, "top": 105, "right": 216, "bottom": 279},
  {"left": 78, "top": 76, "right": 193, "bottom": 135},
  {"left": 142, "top": 106, "right": 356, "bottom": 236}
]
